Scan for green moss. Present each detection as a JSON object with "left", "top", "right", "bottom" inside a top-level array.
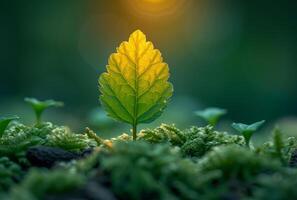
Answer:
[
  {"left": 9, "top": 169, "right": 85, "bottom": 200},
  {"left": 199, "top": 145, "right": 281, "bottom": 179},
  {"left": 252, "top": 169, "right": 297, "bottom": 200},
  {"left": 1, "top": 122, "right": 296, "bottom": 200},
  {"left": 257, "top": 128, "right": 297, "bottom": 165},
  {"left": 138, "top": 124, "right": 245, "bottom": 157},
  {"left": 138, "top": 123, "right": 186, "bottom": 145},
  {"left": 0, "top": 122, "right": 96, "bottom": 158},
  {"left": 101, "top": 141, "right": 200, "bottom": 200},
  {"left": 181, "top": 126, "right": 244, "bottom": 157},
  {"left": 45, "top": 126, "right": 96, "bottom": 152},
  {"left": 0, "top": 157, "right": 23, "bottom": 193},
  {"left": 197, "top": 145, "right": 281, "bottom": 199},
  {"left": 0, "top": 122, "right": 42, "bottom": 157}
]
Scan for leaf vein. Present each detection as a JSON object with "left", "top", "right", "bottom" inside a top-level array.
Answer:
[
  {"left": 101, "top": 98, "right": 129, "bottom": 123},
  {"left": 110, "top": 57, "right": 136, "bottom": 92},
  {"left": 138, "top": 51, "right": 159, "bottom": 79},
  {"left": 102, "top": 77, "right": 134, "bottom": 120},
  {"left": 138, "top": 65, "right": 167, "bottom": 100},
  {"left": 137, "top": 85, "right": 171, "bottom": 121}
]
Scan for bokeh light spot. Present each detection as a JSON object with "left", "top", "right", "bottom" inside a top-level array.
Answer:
[{"left": 124, "top": 0, "right": 190, "bottom": 18}]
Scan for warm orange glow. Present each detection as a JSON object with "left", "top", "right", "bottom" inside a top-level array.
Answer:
[
  {"left": 124, "top": 0, "right": 189, "bottom": 18},
  {"left": 142, "top": 0, "right": 166, "bottom": 3}
]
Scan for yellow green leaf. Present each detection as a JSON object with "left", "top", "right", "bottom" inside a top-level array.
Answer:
[{"left": 99, "top": 30, "right": 173, "bottom": 132}]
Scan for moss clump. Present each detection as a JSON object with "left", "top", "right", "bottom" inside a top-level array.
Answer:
[
  {"left": 180, "top": 126, "right": 245, "bottom": 157},
  {"left": 0, "top": 157, "right": 23, "bottom": 193},
  {"left": 199, "top": 145, "right": 281, "bottom": 179},
  {"left": 257, "top": 128, "right": 297, "bottom": 165},
  {"left": 0, "top": 122, "right": 42, "bottom": 158},
  {"left": 100, "top": 141, "right": 200, "bottom": 200},
  {"left": 9, "top": 169, "right": 86, "bottom": 200},
  {"left": 138, "top": 123, "right": 185, "bottom": 146},
  {"left": 138, "top": 124, "right": 245, "bottom": 157},
  {"left": 197, "top": 145, "right": 281, "bottom": 199},
  {"left": 0, "top": 122, "right": 96, "bottom": 159},
  {"left": 252, "top": 169, "right": 297, "bottom": 200},
  {"left": 45, "top": 126, "right": 96, "bottom": 152}
]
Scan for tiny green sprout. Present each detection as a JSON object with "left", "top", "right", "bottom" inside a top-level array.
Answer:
[
  {"left": 25, "top": 97, "right": 64, "bottom": 125},
  {"left": 0, "top": 116, "right": 19, "bottom": 137},
  {"left": 194, "top": 107, "right": 227, "bottom": 126},
  {"left": 232, "top": 120, "right": 265, "bottom": 148},
  {"left": 272, "top": 126, "right": 286, "bottom": 164}
]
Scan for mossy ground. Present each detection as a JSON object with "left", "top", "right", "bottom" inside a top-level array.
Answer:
[{"left": 1, "top": 121, "right": 297, "bottom": 200}]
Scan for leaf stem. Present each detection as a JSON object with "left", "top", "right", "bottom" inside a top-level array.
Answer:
[
  {"left": 35, "top": 110, "right": 42, "bottom": 126},
  {"left": 132, "top": 123, "right": 137, "bottom": 141}
]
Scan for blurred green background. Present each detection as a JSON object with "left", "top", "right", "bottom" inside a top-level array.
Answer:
[{"left": 1, "top": 0, "right": 296, "bottom": 137}]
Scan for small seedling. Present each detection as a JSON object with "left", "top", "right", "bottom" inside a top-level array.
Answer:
[
  {"left": 272, "top": 126, "right": 285, "bottom": 164},
  {"left": 0, "top": 116, "right": 19, "bottom": 137},
  {"left": 194, "top": 107, "right": 227, "bottom": 126},
  {"left": 99, "top": 30, "right": 173, "bottom": 140},
  {"left": 25, "top": 97, "right": 64, "bottom": 125},
  {"left": 232, "top": 120, "right": 265, "bottom": 148}
]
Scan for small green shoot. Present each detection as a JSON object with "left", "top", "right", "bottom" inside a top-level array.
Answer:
[
  {"left": 232, "top": 120, "right": 265, "bottom": 148},
  {"left": 0, "top": 116, "right": 19, "bottom": 137},
  {"left": 25, "top": 98, "right": 64, "bottom": 125},
  {"left": 194, "top": 107, "right": 227, "bottom": 126},
  {"left": 272, "top": 126, "right": 286, "bottom": 164}
]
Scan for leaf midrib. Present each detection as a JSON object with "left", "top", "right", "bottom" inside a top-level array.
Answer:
[
  {"left": 133, "top": 34, "right": 139, "bottom": 125},
  {"left": 116, "top": 33, "right": 168, "bottom": 125}
]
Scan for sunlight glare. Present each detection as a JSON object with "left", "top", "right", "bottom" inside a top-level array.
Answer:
[
  {"left": 125, "top": 0, "right": 189, "bottom": 17},
  {"left": 142, "top": 0, "right": 166, "bottom": 3}
]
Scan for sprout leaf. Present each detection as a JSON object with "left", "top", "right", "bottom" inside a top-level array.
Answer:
[
  {"left": 232, "top": 120, "right": 265, "bottom": 147},
  {"left": 194, "top": 107, "right": 227, "bottom": 126},
  {"left": 25, "top": 98, "right": 64, "bottom": 125},
  {"left": 99, "top": 30, "right": 173, "bottom": 140}
]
